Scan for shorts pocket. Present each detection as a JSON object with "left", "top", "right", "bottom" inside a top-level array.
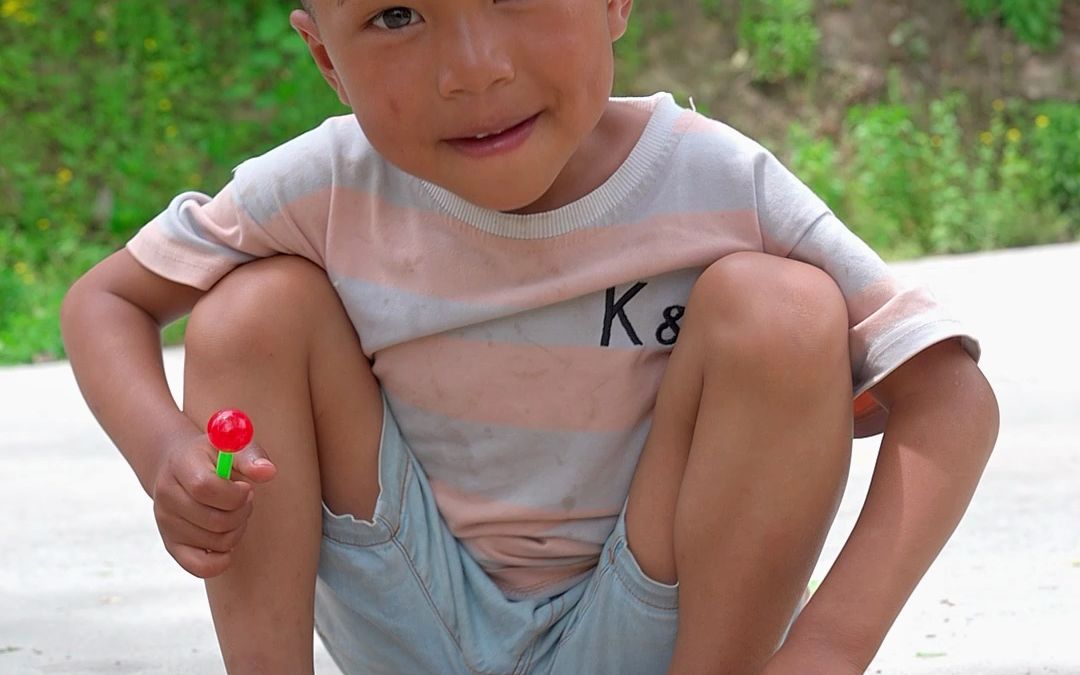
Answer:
[
  {"left": 321, "top": 499, "right": 395, "bottom": 547},
  {"left": 544, "top": 536, "right": 679, "bottom": 675},
  {"left": 320, "top": 395, "right": 410, "bottom": 548},
  {"left": 612, "top": 535, "right": 679, "bottom": 612}
]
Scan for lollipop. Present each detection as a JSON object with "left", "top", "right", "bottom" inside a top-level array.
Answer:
[{"left": 207, "top": 409, "right": 254, "bottom": 480}]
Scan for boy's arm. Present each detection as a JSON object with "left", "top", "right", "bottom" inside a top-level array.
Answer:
[
  {"left": 767, "top": 338, "right": 1000, "bottom": 673},
  {"left": 64, "top": 248, "right": 278, "bottom": 578},
  {"left": 61, "top": 248, "right": 206, "bottom": 492}
]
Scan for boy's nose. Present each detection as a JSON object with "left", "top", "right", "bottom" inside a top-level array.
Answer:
[{"left": 436, "top": 16, "right": 514, "bottom": 97}]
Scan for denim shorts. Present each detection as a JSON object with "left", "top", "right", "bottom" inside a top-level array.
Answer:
[{"left": 314, "top": 398, "right": 680, "bottom": 675}]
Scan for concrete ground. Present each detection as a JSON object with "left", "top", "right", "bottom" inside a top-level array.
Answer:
[{"left": 1, "top": 243, "right": 1077, "bottom": 674}]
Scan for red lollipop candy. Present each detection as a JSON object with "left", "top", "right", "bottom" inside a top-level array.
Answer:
[{"left": 207, "top": 409, "right": 253, "bottom": 479}]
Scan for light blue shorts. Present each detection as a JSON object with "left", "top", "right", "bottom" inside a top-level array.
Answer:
[{"left": 314, "top": 399, "right": 680, "bottom": 675}]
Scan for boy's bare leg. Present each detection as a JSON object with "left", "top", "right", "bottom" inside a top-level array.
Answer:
[
  {"left": 625, "top": 252, "right": 854, "bottom": 674},
  {"left": 182, "top": 256, "right": 383, "bottom": 674}
]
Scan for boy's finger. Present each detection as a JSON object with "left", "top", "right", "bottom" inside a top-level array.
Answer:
[
  {"left": 167, "top": 515, "right": 248, "bottom": 553},
  {"left": 230, "top": 442, "right": 277, "bottom": 484},
  {"left": 178, "top": 493, "right": 253, "bottom": 534},
  {"left": 169, "top": 543, "right": 232, "bottom": 579},
  {"left": 183, "top": 469, "right": 253, "bottom": 511}
]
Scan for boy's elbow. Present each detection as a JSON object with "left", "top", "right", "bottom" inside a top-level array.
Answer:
[
  {"left": 61, "top": 266, "right": 119, "bottom": 351},
  {"left": 885, "top": 339, "right": 1000, "bottom": 464},
  {"left": 60, "top": 273, "right": 100, "bottom": 356},
  {"left": 967, "top": 363, "right": 1000, "bottom": 461},
  {"left": 931, "top": 351, "right": 1000, "bottom": 473},
  {"left": 949, "top": 357, "right": 999, "bottom": 466},
  {"left": 60, "top": 275, "right": 88, "bottom": 340}
]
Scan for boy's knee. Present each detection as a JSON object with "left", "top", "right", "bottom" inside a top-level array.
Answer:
[
  {"left": 186, "top": 255, "right": 336, "bottom": 363},
  {"left": 688, "top": 252, "right": 849, "bottom": 375}
]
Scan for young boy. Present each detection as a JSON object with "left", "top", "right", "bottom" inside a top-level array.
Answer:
[{"left": 61, "top": 1, "right": 999, "bottom": 673}]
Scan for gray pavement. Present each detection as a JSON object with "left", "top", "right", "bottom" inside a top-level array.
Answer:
[{"left": 2, "top": 243, "right": 1078, "bottom": 674}]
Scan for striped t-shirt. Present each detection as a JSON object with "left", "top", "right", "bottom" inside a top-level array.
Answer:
[{"left": 128, "top": 92, "right": 980, "bottom": 599}]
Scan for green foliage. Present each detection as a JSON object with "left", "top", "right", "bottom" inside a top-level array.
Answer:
[
  {"left": 0, "top": 0, "right": 1077, "bottom": 363},
  {"left": 0, "top": 0, "right": 345, "bottom": 363},
  {"left": 785, "top": 124, "right": 845, "bottom": 212},
  {"left": 843, "top": 103, "right": 924, "bottom": 255},
  {"left": 1027, "top": 101, "right": 1080, "bottom": 224},
  {"left": 737, "top": 0, "right": 820, "bottom": 82},
  {"left": 963, "top": 0, "right": 1062, "bottom": 50},
  {"left": 786, "top": 96, "right": 1077, "bottom": 258},
  {"left": 614, "top": 10, "right": 646, "bottom": 92},
  {"left": 699, "top": 0, "right": 727, "bottom": 19}
]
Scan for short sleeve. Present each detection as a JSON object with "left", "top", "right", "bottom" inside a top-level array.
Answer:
[
  {"left": 754, "top": 151, "right": 981, "bottom": 437},
  {"left": 126, "top": 123, "right": 336, "bottom": 290}
]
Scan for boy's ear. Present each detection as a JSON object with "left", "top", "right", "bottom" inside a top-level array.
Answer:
[
  {"left": 289, "top": 9, "right": 351, "bottom": 107},
  {"left": 606, "top": 0, "right": 634, "bottom": 42}
]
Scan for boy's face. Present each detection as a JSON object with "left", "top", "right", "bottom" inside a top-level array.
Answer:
[{"left": 292, "top": 0, "right": 633, "bottom": 213}]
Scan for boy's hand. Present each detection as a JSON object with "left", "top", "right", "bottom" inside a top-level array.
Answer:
[{"left": 150, "top": 429, "right": 277, "bottom": 578}]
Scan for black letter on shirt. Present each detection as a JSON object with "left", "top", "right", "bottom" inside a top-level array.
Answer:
[{"left": 601, "top": 283, "right": 647, "bottom": 346}]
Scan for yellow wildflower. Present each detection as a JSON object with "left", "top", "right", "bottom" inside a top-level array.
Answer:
[
  {"left": 979, "top": 131, "right": 993, "bottom": 146},
  {"left": 14, "top": 261, "right": 35, "bottom": 285},
  {"left": 158, "top": 98, "right": 172, "bottom": 112},
  {"left": 2, "top": 0, "right": 33, "bottom": 23},
  {"left": 144, "top": 37, "right": 158, "bottom": 52},
  {"left": 56, "top": 167, "right": 73, "bottom": 185},
  {"left": 992, "top": 99, "right": 1005, "bottom": 112},
  {"left": 1006, "top": 128, "right": 1022, "bottom": 143},
  {"left": 36, "top": 218, "right": 51, "bottom": 231},
  {"left": 93, "top": 29, "right": 107, "bottom": 44},
  {"left": 1035, "top": 114, "right": 1050, "bottom": 129},
  {"left": 165, "top": 125, "right": 178, "bottom": 139}
]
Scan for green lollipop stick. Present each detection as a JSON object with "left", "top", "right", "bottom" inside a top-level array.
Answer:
[
  {"left": 215, "top": 452, "right": 235, "bottom": 480},
  {"left": 207, "top": 409, "right": 254, "bottom": 480}
]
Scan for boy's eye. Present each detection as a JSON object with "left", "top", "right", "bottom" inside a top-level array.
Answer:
[{"left": 371, "top": 7, "right": 422, "bottom": 30}]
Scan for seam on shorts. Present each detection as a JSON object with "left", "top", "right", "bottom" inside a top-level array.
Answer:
[
  {"left": 611, "top": 537, "right": 679, "bottom": 612},
  {"left": 384, "top": 444, "right": 410, "bottom": 539},
  {"left": 513, "top": 594, "right": 567, "bottom": 675},
  {"left": 319, "top": 405, "right": 408, "bottom": 548},
  {"left": 512, "top": 646, "right": 535, "bottom": 675},
  {"left": 372, "top": 394, "right": 408, "bottom": 540},
  {"left": 388, "top": 464, "right": 503, "bottom": 675},
  {"left": 612, "top": 563, "right": 680, "bottom": 612},
  {"left": 552, "top": 561, "right": 612, "bottom": 650},
  {"left": 388, "top": 533, "right": 493, "bottom": 675},
  {"left": 502, "top": 592, "right": 556, "bottom": 675},
  {"left": 387, "top": 462, "right": 456, "bottom": 652}
]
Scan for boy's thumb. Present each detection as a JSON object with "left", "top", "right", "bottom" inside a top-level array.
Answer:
[{"left": 233, "top": 442, "right": 277, "bottom": 483}]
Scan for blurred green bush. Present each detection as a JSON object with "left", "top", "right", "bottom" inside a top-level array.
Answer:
[
  {"left": 737, "top": 0, "right": 820, "bottom": 82},
  {"left": 964, "top": 0, "right": 1063, "bottom": 50},
  {"left": 1, "top": 1, "right": 346, "bottom": 362},
  {"left": 787, "top": 96, "right": 1079, "bottom": 257}
]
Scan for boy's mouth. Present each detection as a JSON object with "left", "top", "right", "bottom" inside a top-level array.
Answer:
[{"left": 446, "top": 113, "right": 541, "bottom": 158}]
